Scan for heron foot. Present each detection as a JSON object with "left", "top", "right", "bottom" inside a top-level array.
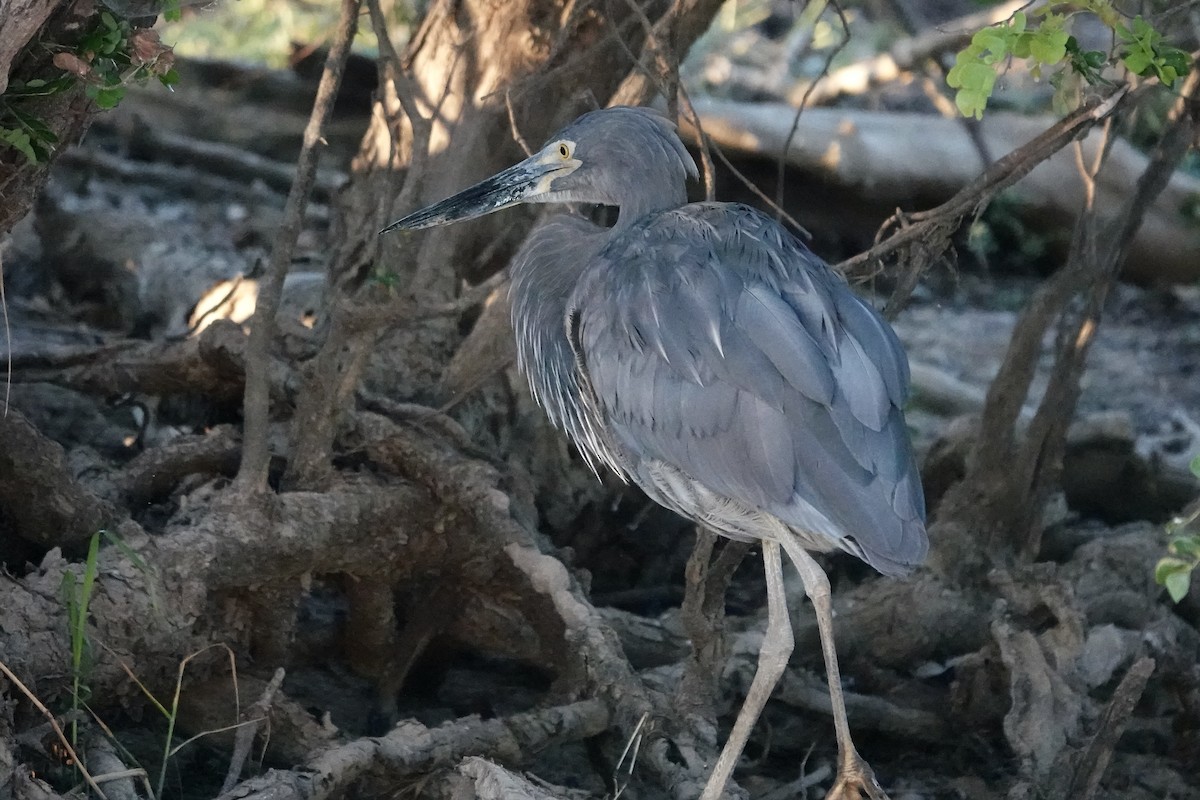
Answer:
[{"left": 825, "top": 753, "right": 889, "bottom": 800}]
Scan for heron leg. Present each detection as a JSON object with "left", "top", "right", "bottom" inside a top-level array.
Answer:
[
  {"left": 698, "top": 539, "right": 793, "bottom": 800},
  {"left": 778, "top": 538, "right": 889, "bottom": 800}
]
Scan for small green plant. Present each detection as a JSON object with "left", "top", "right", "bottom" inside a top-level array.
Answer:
[
  {"left": 67, "top": 11, "right": 180, "bottom": 110},
  {"left": 0, "top": 75, "right": 72, "bottom": 162},
  {"left": 0, "top": 7, "right": 178, "bottom": 164},
  {"left": 947, "top": 3, "right": 1191, "bottom": 119},
  {"left": 61, "top": 531, "right": 103, "bottom": 747},
  {"left": 1155, "top": 454, "right": 1200, "bottom": 603},
  {"left": 1116, "top": 16, "right": 1190, "bottom": 88}
]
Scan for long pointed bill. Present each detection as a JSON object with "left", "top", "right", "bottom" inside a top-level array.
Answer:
[{"left": 380, "top": 155, "right": 559, "bottom": 234}]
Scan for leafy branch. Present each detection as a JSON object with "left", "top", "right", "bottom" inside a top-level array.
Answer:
[
  {"left": 946, "top": 2, "right": 1190, "bottom": 119},
  {"left": 1155, "top": 455, "right": 1200, "bottom": 603}
]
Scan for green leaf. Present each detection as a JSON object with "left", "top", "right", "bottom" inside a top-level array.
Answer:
[
  {"left": 1090, "top": 1, "right": 1119, "bottom": 28},
  {"left": 955, "top": 88, "right": 989, "bottom": 120},
  {"left": 0, "top": 126, "right": 38, "bottom": 163},
  {"left": 1123, "top": 50, "right": 1152, "bottom": 75},
  {"left": 1189, "top": 453, "right": 1200, "bottom": 480},
  {"left": 1030, "top": 29, "right": 1069, "bottom": 65},
  {"left": 101, "top": 10, "right": 117, "bottom": 29},
  {"left": 1147, "top": 554, "right": 1185, "bottom": 585},
  {"left": 1165, "top": 569, "right": 1191, "bottom": 603},
  {"left": 8, "top": 107, "right": 57, "bottom": 143},
  {"left": 92, "top": 86, "right": 125, "bottom": 109},
  {"left": 1170, "top": 536, "right": 1200, "bottom": 560},
  {"left": 974, "top": 27, "right": 1010, "bottom": 58},
  {"left": 1011, "top": 33, "right": 1032, "bottom": 60},
  {"left": 958, "top": 62, "right": 996, "bottom": 91}
]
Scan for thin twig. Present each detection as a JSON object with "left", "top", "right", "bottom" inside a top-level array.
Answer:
[
  {"left": 676, "top": 85, "right": 716, "bottom": 200},
  {"left": 341, "top": 269, "right": 507, "bottom": 335},
  {"left": 777, "top": 0, "right": 850, "bottom": 218},
  {"left": 1, "top": 251, "right": 10, "bottom": 416},
  {"left": 0, "top": 659, "right": 110, "bottom": 800},
  {"left": 617, "top": 0, "right": 717, "bottom": 201},
  {"left": 234, "top": 0, "right": 362, "bottom": 494},
  {"left": 506, "top": 89, "right": 535, "bottom": 157},
  {"left": 836, "top": 85, "right": 1130, "bottom": 277},
  {"left": 708, "top": 141, "right": 811, "bottom": 237}
]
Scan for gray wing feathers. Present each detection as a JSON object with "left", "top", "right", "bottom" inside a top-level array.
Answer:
[
  {"left": 739, "top": 286, "right": 835, "bottom": 405},
  {"left": 570, "top": 204, "right": 927, "bottom": 574}
]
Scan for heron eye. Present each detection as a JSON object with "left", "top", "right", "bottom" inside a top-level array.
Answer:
[{"left": 558, "top": 143, "right": 571, "bottom": 159}]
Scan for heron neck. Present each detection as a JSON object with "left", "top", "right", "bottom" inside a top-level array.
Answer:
[
  {"left": 509, "top": 215, "right": 608, "bottom": 447},
  {"left": 614, "top": 182, "right": 687, "bottom": 229}
]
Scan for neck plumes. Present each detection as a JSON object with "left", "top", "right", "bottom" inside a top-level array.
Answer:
[{"left": 508, "top": 215, "right": 616, "bottom": 475}]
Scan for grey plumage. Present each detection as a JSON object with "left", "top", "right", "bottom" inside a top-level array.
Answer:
[
  {"left": 383, "top": 105, "right": 928, "bottom": 799},
  {"left": 516, "top": 199, "right": 926, "bottom": 576}
]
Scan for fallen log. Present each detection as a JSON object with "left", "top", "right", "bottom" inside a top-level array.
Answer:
[{"left": 688, "top": 98, "right": 1200, "bottom": 284}]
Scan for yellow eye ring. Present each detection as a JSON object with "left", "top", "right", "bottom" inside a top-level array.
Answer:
[{"left": 558, "top": 143, "right": 570, "bottom": 159}]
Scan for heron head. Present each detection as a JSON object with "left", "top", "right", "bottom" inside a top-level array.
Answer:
[{"left": 381, "top": 106, "right": 698, "bottom": 233}]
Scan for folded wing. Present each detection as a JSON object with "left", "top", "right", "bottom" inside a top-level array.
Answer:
[{"left": 569, "top": 203, "right": 926, "bottom": 575}]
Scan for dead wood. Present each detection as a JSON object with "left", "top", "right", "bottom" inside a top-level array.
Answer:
[
  {"left": 84, "top": 732, "right": 141, "bottom": 800},
  {"left": 993, "top": 612, "right": 1084, "bottom": 783},
  {"left": 0, "top": 406, "right": 121, "bottom": 549},
  {"left": 453, "top": 757, "right": 593, "bottom": 800},
  {"left": 369, "top": 579, "right": 462, "bottom": 731},
  {"left": 56, "top": 147, "right": 293, "bottom": 210},
  {"left": 216, "top": 700, "right": 610, "bottom": 800},
  {"left": 690, "top": 89, "right": 1200, "bottom": 286},
  {"left": 116, "top": 424, "right": 242, "bottom": 506},
  {"left": 175, "top": 671, "right": 335, "bottom": 769},
  {"left": 599, "top": 606, "right": 692, "bottom": 669},
  {"left": 610, "top": 0, "right": 729, "bottom": 109},
  {"left": 607, "top": 567, "right": 993, "bottom": 690},
  {"left": 1059, "top": 657, "right": 1156, "bottom": 800},
  {"left": 107, "top": 117, "right": 345, "bottom": 202},
  {"left": 4, "top": 5, "right": 1198, "bottom": 799},
  {"left": 11, "top": 320, "right": 292, "bottom": 404},
  {"left": 677, "top": 534, "right": 751, "bottom": 728},
  {"left": 358, "top": 417, "right": 716, "bottom": 798},
  {"left": 0, "top": 484, "right": 433, "bottom": 705},
  {"left": 221, "top": 667, "right": 287, "bottom": 794},
  {"left": 775, "top": 670, "right": 947, "bottom": 742},
  {"left": 11, "top": 770, "right": 70, "bottom": 800},
  {"left": 669, "top": 533, "right": 751, "bottom": 785}
]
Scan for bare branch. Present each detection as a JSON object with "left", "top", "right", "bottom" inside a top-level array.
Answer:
[
  {"left": 836, "top": 87, "right": 1131, "bottom": 279},
  {"left": 777, "top": 0, "right": 851, "bottom": 217},
  {"left": 236, "top": 0, "right": 362, "bottom": 494}
]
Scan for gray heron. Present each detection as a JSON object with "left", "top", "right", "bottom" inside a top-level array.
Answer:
[{"left": 382, "top": 106, "right": 927, "bottom": 800}]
